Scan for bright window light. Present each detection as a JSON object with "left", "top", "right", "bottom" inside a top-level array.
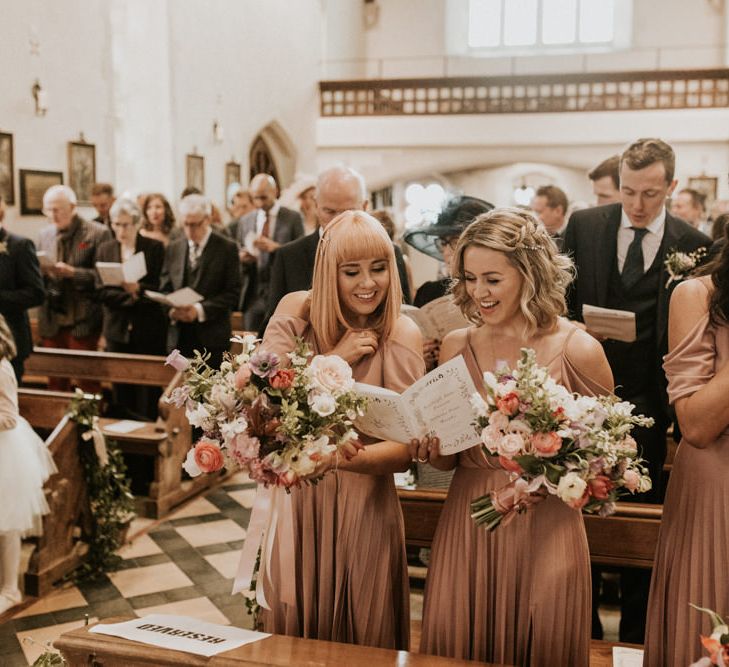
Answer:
[
  {"left": 503, "top": 0, "right": 537, "bottom": 46},
  {"left": 542, "top": 0, "right": 577, "bottom": 45},
  {"left": 579, "top": 0, "right": 614, "bottom": 43},
  {"left": 468, "top": 0, "right": 500, "bottom": 47},
  {"left": 404, "top": 183, "right": 448, "bottom": 228}
]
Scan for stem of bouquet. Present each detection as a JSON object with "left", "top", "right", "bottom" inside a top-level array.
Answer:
[{"left": 470, "top": 493, "right": 506, "bottom": 531}]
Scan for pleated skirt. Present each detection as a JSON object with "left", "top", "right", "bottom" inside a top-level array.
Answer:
[
  {"left": 643, "top": 437, "right": 729, "bottom": 667},
  {"left": 420, "top": 465, "right": 591, "bottom": 666},
  {"left": 261, "top": 469, "right": 410, "bottom": 650}
]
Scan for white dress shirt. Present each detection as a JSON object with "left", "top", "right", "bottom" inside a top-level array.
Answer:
[
  {"left": 255, "top": 201, "right": 280, "bottom": 238},
  {"left": 187, "top": 227, "right": 212, "bottom": 322},
  {"left": 617, "top": 207, "right": 666, "bottom": 273}
]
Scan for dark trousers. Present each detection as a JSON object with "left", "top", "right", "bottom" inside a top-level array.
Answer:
[
  {"left": 105, "top": 340, "right": 162, "bottom": 421},
  {"left": 614, "top": 389, "right": 668, "bottom": 644},
  {"left": 40, "top": 328, "right": 101, "bottom": 393},
  {"left": 10, "top": 356, "right": 24, "bottom": 384}
]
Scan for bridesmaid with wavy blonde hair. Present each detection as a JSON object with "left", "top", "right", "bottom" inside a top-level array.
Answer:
[{"left": 414, "top": 207, "right": 614, "bottom": 666}]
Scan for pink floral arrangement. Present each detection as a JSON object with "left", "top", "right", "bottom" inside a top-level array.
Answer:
[
  {"left": 470, "top": 348, "right": 653, "bottom": 530},
  {"left": 690, "top": 605, "right": 729, "bottom": 667},
  {"left": 166, "top": 336, "right": 366, "bottom": 488}
]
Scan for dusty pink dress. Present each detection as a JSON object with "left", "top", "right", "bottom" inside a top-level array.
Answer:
[
  {"left": 643, "top": 313, "right": 729, "bottom": 667},
  {"left": 259, "top": 312, "right": 425, "bottom": 649},
  {"left": 420, "top": 325, "right": 608, "bottom": 666}
]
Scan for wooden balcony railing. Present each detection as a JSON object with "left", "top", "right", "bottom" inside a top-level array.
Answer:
[{"left": 320, "top": 68, "right": 729, "bottom": 117}]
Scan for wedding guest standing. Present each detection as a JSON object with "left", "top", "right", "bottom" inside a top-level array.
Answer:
[
  {"left": 96, "top": 196, "right": 166, "bottom": 418},
  {"left": 140, "top": 193, "right": 177, "bottom": 247},
  {"left": 415, "top": 208, "right": 613, "bottom": 666},
  {"left": 643, "top": 230, "right": 729, "bottom": 667},
  {"left": 260, "top": 211, "right": 424, "bottom": 649},
  {"left": 0, "top": 193, "right": 45, "bottom": 381},
  {"left": 563, "top": 138, "right": 710, "bottom": 642}
]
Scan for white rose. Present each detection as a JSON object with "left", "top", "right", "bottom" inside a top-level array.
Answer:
[
  {"left": 182, "top": 448, "right": 201, "bottom": 477},
  {"left": 220, "top": 417, "right": 248, "bottom": 444},
  {"left": 210, "top": 383, "right": 237, "bottom": 412},
  {"left": 308, "top": 392, "right": 337, "bottom": 417},
  {"left": 506, "top": 418, "right": 531, "bottom": 436},
  {"left": 185, "top": 402, "right": 211, "bottom": 428},
  {"left": 487, "top": 410, "right": 509, "bottom": 431},
  {"left": 557, "top": 472, "right": 588, "bottom": 503},
  {"left": 497, "top": 432, "right": 524, "bottom": 458},
  {"left": 308, "top": 354, "right": 354, "bottom": 396}
]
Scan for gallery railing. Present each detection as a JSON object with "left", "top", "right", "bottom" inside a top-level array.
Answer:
[{"left": 319, "top": 68, "right": 729, "bottom": 117}]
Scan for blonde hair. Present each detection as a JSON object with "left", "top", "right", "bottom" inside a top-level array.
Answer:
[
  {"left": 0, "top": 315, "right": 17, "bottom": 361},
  {"left": 451, "top": 207, "right": 574, "bottom": 336},
  {"left": 310, "top": 211, "right": 401, "bottom": 352}
]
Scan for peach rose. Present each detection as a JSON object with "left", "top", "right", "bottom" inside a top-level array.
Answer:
[
  {"left": 498, "top": 455, "right": 523, "bottom": 474},
  {"left": 622, "top": 469, "right": 640, "bottom": 492},
  {"left": 568, "top": 490, "right": 590, "bottom": 510},
  {"left": 270, "top": 368, "right": 296, "bottom": 390},
  {"left": 194, "top": 439, "right": 225, "bottom": 473},
  {"left": 530, "top": 431, "right": 562, "bottom": 458},
  {"left": 234, "top": 363, "right": 252, "bottom": 390},
  {"left": 588, "top": 474, "right": 614, "bottom": 500},
  {"left": 496, "top": 392, "right": 520, "bottom": 417}
]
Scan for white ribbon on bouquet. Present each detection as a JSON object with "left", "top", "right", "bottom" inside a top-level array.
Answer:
[{"left": 232, "top": 485, "right": 296, "bottom": 609}]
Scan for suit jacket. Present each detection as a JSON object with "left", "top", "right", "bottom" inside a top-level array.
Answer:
[
  {"left": 563, "top": 202, "right": 711, "bottom": 392},
  {"left": 160, "top": 230, "right": 241, "bottom": 352},
  {"left": 0, "top": 228, "right": 45, "bottom": 361},
  {"left": 232, "top": 206, "right": 305, "bottom": 310},
  {"left": 95, "top": 233, "right": 166, "bottom": 351},
  {"left": 37, "top": 216, "right": 113, "bottom": 338}
]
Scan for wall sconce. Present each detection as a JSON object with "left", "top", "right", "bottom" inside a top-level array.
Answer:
[
  {"left": 213, "top": 120, "right": 224, "bottom": 143},
  {"left": 32, "top": 79, "right": 48, "bottom": 116}
]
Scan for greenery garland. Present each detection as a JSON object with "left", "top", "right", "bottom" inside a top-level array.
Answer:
[{"left": 67, "top": 390, "right": 135, "bottom": 581}]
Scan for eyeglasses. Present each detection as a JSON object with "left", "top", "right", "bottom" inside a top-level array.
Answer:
[
  {"left": 111, "top": 221, "right": 136, "bottom": 229},
  {"left": 183, "top": 218, "right": 207, "bottom": 229},
  {"left": 434, "top": 236, "right": 459, "bottom": 252}
]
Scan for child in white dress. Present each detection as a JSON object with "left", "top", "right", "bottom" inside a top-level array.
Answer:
[{"left": 0, "top": 315, "right": 56, "bottom": 615}]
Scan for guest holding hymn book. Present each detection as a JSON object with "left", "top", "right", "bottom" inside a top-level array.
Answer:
[
  {"left": 95, "top": 195, "right": 166, "bottom": 418},
  {"left": 259, "top": 211, "right": 425, "bottom": 649},
  {"left": 413, "top": 208, "right": 613, "bottom": 666},
  {"left": 643, "top": 228, "right": 729, "bottom": 667}
]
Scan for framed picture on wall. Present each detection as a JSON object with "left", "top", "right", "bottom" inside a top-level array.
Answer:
[
  {"left": 687, "top": 176, "right": 718, "bottom": 206},
  {"left": 68, "top": 139, "right": 96, "bottom": 205},
  {"left": 0, "top": 132, "right": 14, "bottom": 205},
  {"left": 186, "top": 153, "right": 205, "bottom": 193},
  {"left": 225, "top": 160, "right": 241, "bottom": 193},
  {"left": 19, "top": 169, "right": 63, "bottom": 215}
]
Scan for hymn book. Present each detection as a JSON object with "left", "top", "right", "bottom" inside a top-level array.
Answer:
[
  {"left": 401, "top": 294, "right": 469, "bottom": 341},
  {"left": 354, "top": 354, "right": 480, "bottom": 455},
  {"left": 36, "top": 251, "right": 54, "bottom": 268},
  {"left": 96, "top": 252, "right": 147, "bottom": 286},
  {"left": 582, "top": 304, "right": 637, "bottom": 343},
  {"left": 144, "top": 287, "right": 204, "bottom": 308}
]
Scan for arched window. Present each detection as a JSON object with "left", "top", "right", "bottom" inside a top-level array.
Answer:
[{"left": 249, "top": 135, "right": 280, "bottom": 185}]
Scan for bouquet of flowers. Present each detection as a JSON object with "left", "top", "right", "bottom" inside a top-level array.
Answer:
[
  {"left": 165, "top": 335, "right": 366, "bottom": 489},
  {"left": 690, "top": 605, "right": 729, "bottom": 667},
  {"left": 470, "top": 348, "right": 653, "bottom": 531},
  {"left": 664, "top": 246, "right": 707, "bottom": 288}
]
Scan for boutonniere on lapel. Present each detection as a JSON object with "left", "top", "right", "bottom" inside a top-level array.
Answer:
[
  {"left": 78, "top": 241, "right": 90, "bottom": 250},
  {"left": 0, "top": 241, "right": 7, "bottom": 255},
  {"left": 663, "top": 247, "right": 707, "bottom": 289}
]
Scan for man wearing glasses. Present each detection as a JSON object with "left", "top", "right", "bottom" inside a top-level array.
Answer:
[
  {"left": 159, "top": 194, "right": 240, "bottom": 369},
  {"left": 36, "top": 185, "right": 112, "bottom": 390}
]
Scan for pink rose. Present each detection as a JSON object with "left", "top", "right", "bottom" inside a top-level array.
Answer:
[
  {"left": 230, "top": 432, "right": 260, "bottom": 464},
  {"left": 165, "top": 349, "right": 189, "bottom": 372},
  {"left": 488, "top": 411, "right": 509, "bottom": 431},
  {"left": 498, "top": 455, "right": 523, "bottom": 474},
  {"left": 270, "top": 369, "right": 295, "bottom": 390},
  {"left": 568, "top": 490, "right": 590, "bottom": 510},
  {"left": 496, "top": 392, "right": 520, "bottom": 417},
  {"left": 530, "top": 431, "right": 562, "bottom": 458},
  {"left": 588, "top": 474, "right": 614, "bottom": 500},
  {"left": 622, "top": 469, "right": 640, "bottom": 492},
  {"left": 234, "top": 363, "right": 252, "bottom": 389},
  {"left": 497, "top": 433, "right": 524, "bottom": 459},
  {"left": 194, "top": 439, "right": 225, "bottom": 473}
]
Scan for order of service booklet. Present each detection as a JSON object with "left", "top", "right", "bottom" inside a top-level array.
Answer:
[
  {"left": 354, "top": 354, "right": 481, "bottom": 455},
  {"left": 401, "top": 294, "right": 469, "bottom": 341},
  {"left": 96, "top": 252, "right": 147, "bottom": 286},
  {"left": 144, "top": 287, "right": 204, "bottom": 308}
]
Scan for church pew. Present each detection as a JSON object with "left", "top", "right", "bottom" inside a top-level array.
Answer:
[
  {"left": 18, "top": 389, "right": 89, "bottom": 597},
  {"left": 55, "top": 618, "right": 496, "bottom": 666},
  {"left": 397, "top": 487, "right": 662, "bottom": 569},
  {"left": 23, "top": 347, "right": 219, "bottom": 518}
]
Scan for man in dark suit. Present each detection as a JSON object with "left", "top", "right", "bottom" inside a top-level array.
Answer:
[
  {"left": 232, "top": 174, "right": 304, "bottom": 330},
  {"left": 266, "top": 165, "right": 412, "bottom": 325},
  {"left": 531, "top": 184, "right": 568, "bottom": 249},
  {"left": 0, "top": 193, "right": 45, "bottom": 380},
  {"left": 90, "top": 182, "right": 115, "bottom": 228},
  {"left": 160, "top": 194, "right": 240, "bottom": 369},
  {"left": 563, "top": 137, "right": 711, "bottom": 643}
]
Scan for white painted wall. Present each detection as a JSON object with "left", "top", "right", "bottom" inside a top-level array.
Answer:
[{"left": 351, "top": 0, "right": 728, "bottom": 78}]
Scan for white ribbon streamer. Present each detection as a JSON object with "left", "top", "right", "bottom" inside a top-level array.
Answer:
[
  {"left": 81, "top": 417, "right": 109, "bottom": 466},
  {"left": 232, "top": 485, "right": 296, "bottom": 609}
]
